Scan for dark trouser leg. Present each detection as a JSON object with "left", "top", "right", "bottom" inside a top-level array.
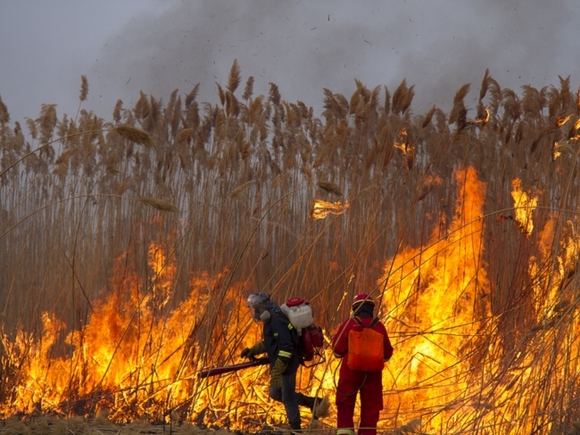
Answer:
[
  {"left": 297, "top": 394, "right": 321, "bottom": 420},
  {"left": 297, "top": 393, "right": 314, "bottom": 409},
  {"left": 269, "top": 371, "right": 301, "bottom": 429}
]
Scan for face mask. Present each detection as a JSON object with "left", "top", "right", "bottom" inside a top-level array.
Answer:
[{"left": 249, "top": 306, "right": 271, "bottom": 322}]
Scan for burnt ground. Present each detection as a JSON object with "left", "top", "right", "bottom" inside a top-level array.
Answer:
[{"left": 0, "top": 416, "right": 333, "bottom": 435}]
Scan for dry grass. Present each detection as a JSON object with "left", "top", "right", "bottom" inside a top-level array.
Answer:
[{"left": 1, "top": 65, "right": 580, "bottom": 434}]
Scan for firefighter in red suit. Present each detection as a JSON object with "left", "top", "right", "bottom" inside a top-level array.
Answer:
[{"left": 331, "top": 293, "right": 394, "bottom": 435}]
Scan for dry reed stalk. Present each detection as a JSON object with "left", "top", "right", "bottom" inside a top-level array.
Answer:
[
  {"left": 547, "top": 85, "right": 563, "bottom": 120},
  {"left": 334, "top": 93, "right": 350, "bottom": 118},
  {"left": 0, "top": 95, "right": 9, "bottom": 124},
  {"left": 56, "top": 114, "right": 69, "bottom": 141},
  {"left": 114, "top": 124, "right": 155, "bottom": 148},
  {"left": 392, "top": 79, "right": 414, "bottom": 115},
  {"left": 248, "top": 95, "right": 264, "bottom": 126},
  {"left": 349, "top": 86, "right": 362, "bottom": 116},
  {"left": 353, "top": 93, "right": 368, "bottom": 126},
  {"left": 501, "top": 88, "right": 522, "bottom": 123},
  {"left": 269, "top": 82, "right": 281, "bottom": 106},
  {"left": 138, "top": 197, "right": 179, "bottom": 212},
  {"left": 369, "top": 85, "right": 381, "bottom": 114},
  {"left": 216, "top": 82, "right": 226, "bottom": 107},
  {"left": 134, "top": 91, "right": 150, "bottom": 120},
  {"left": 486, "top": 75, "right": 502, "bottom": 115},
  {"left": 225, "top": 91, "right": 240, "bottom": 117},
  {"left": 227, "top": 59, "right": 241, "bottom": 94},
  {"left": 317, "top": 180, "right": 342, "bottom": 196},
  {"left": 143, "top": 94, "right": 161, "bottom": 132},
  {"left": 448, "top": 83, "right": 471, "bottom": 127},
  {"left": 322, "top": 88, "right": 346, "bottom": 119},
  {"left": 297, "top": 101, "right": 310, "bottom": 119},
  {"left": 383, "top": 85, "right": 391, "bottom": 115},
  {"left": 558, "top": 75, "right": 573, "bottom": 111},
  {"left": 185, "top": 84, "right": 200, "bottom": 108},
  {"left": 117, "top": 177, "right": 132, "bottom": 195},
  {"left": 479, "top": 68, "right": 491, "bottom": 101},
  {"left": 422, "top": 105, "right": 436, "bottom": 128},
  {"left": 286, "top": 102, "right": 299, "bottom": 129},
  {"left": 231, "top": 180, "right": 256, "bottom": 198},
  {"left": 79, "top": 75, "right": 89, "bottom": 102},
  {"left": 38, "top": 103, "right": 58, "bottom": 144},
  {"left": 522, "top": 85, "right": 542, "bottom": 116},
  {"left": 358, "top": 183, "right": 380, "bottom": 199},
  {"left": 113, "top": 99, "right": 123, "bottom": 124},
  {"left": 242, "top": 76, "right": 254, "bottom": 101},
  {"left": 176, "top": 128, "right": 194, "bottom": 143},
  {"left": 169, "top": 94, "right": 182, "bottom": 135}
]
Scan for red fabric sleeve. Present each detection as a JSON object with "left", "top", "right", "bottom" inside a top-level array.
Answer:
[
  {"left": 331, "top": 319, "right": 354, "bottom": 357},
  {"left": 374, "top": 321, "right": 394, "bottom": 361}
]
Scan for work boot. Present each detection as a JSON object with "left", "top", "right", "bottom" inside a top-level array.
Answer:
[
  {"left": 312, "top": 395, "right": 330, "bottom": 419},
  {"left": 301, "top": 395, "right": 316, "bottom": 418},
  {"left": 290, "top": 423, "right": 302, "bottom": 435},
  {"left": 301, "top": 395, "right": 329, "bottom": 419}
]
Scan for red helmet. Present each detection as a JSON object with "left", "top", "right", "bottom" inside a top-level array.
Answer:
[{"left": 352, "top": 293, "right": 375, "bottom": 309}]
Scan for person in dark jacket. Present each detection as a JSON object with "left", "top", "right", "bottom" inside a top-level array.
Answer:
[
  {"left": 241, "top": 292, "right": 326, "bottom": 431},
  {"left": 331, "top": 293, "right": 394, "bottom": 435}
]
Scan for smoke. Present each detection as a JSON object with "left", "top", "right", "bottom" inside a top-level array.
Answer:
[{"left": 90, "top": 0, "right": 577, "bottom": 119}]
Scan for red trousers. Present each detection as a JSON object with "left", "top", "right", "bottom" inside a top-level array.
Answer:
[{"left": 336, "top": 367, "right": 383, "bottom": 435}]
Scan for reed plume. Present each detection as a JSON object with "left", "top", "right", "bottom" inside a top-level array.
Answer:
[
  {"left": 138, "top": 197, "right": 179, "bottom": 212},
  {"left": 318, "top": 180, "right": 343, "bottom": 196},
  {"left": 185, "top": 84, "right": 200, "bottom": 108},
  {"left": 242, "top": 76, "right": 254, "bottom": 101},
  {"left": 0, "top": 96, "right": 9, "bottom": 124},
  {"left": 227, "top": 59, "right": 241, "bottom": 94},
  {"left": 79, "top": 75, "right": 89, "bottom": 102},
  {"left": 422, "top": 105, "right": 436, "bottom": 128},
  {"left": 448, "top": 83, "right": 470, "bottom": 127},
  {"left": 392, "top": 79, "right": 414, "bottom": 115},
  {"left": 112, "top": 99, "right": 123, "bottom": 124},
  {"left": 114, "top": 124, "right": 155, "bottom": 148},
  {"left": 231, "top": 180, "right": 256, "bottom": 198},
  {"left": 269, "top": 82, "right": 281, "bottom": 105},
  {"left": 479, "top": 68, "right": 491, "bottom": 101}
]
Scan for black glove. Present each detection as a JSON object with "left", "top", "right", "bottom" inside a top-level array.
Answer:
[
  {"left": 241, "top": 342, "right": 266, "bottom": 360},
  {"left": 270, "top": 358, "right": 287, "bottom": 390},
  {"left": 241, "top": 347, "right": 254, "bottom": 360}
]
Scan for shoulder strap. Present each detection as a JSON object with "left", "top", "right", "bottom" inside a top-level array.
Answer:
[
  {"left": 354, "top": 316, "right": 379, "bottom": 328},
  {"left": 274, "top": 312, "right": 299, "bottom": 338}
]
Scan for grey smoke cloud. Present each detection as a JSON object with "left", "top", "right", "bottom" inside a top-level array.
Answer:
[
  {"left": 91, "top": 0, "right": 577, "bottom": 120},
  {"left": 1, "top": 0, "right": 577, "bottom": 125}
]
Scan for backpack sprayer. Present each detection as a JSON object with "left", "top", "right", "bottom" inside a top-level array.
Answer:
[{"left": 198, "top": 297, "right": 324, "bottom": 378}]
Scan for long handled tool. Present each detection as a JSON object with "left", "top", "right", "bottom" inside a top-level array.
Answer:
[{"left": 197, "top": 357, "right": 270, "bottom": 379}]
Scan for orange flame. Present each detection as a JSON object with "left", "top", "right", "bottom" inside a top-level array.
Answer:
[
  {"left": 310, "top": 199, "right": 350, "bottom": 220},
  {"left": 510, "top": 178, "right": 537, "bottom": 237},
  {"left": 379, "top": 166, "right": 492, "bottom": 430}
]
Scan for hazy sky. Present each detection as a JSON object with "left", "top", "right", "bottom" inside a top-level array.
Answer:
[{"left": 1, "top": 0, "right": 578, "bottom": 125}]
